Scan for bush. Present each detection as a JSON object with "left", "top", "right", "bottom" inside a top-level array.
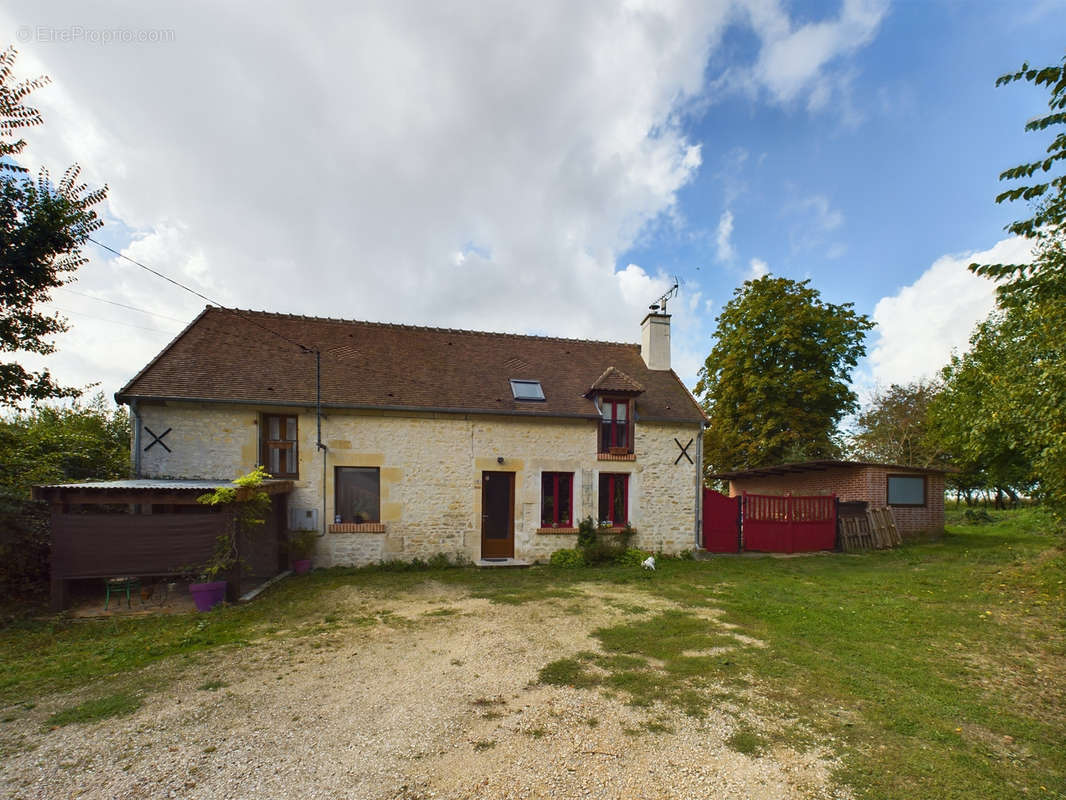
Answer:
[
  {"left": 0, "top": 497, "right": 49, "bottom": 596},
  {"left": 576, "top": 516, "right": 597, "bottom": 550},
  {"left": 549, "top": 548, "right": 585, "bottom": 567},
  {"left": 615, "top": 547, "right": 650, "bottom": 566}
]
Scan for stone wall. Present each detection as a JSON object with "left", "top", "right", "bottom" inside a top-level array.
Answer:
[
  {"left": 727, "top": 465, "right": 945, "bottom": 537},
  {"left": 136, "top": 401, "right": 702, "bottom": 566}
]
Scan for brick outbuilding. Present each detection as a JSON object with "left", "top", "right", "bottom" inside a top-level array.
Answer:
[{"left": 713, "top": 460, "right": 946, "bottom": 538}]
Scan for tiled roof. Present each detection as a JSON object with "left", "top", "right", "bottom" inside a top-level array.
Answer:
[
  {"left": 117, "top": 307, "right": 705, "bottom": 423},
  {"left": 586, "top": 366, "right": 644, "bottom": 395}
]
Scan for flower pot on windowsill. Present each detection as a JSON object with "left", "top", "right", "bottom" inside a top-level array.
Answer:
[
  {"left": 609, "top": 447, "right": 630, "bottom": 456},
  {"left": 189, "top": 581, "right": 227, "bottom": 612}
]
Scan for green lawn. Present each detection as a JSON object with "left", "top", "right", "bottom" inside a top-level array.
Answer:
[{"left": 1, "top": 508, "right": 1063, "bottom": 799}]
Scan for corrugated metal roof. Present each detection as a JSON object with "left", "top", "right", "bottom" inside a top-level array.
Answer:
[
  {"left": 33, "top": 479, "right": 292, "bottom": 491},
  {"left": 711, "top": 460, "right": 951, "bottom": 480}
]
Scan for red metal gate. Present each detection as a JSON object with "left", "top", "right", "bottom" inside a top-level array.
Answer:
[
  {"left": 742, "top": 493, "right": 837, "bottom": 553},
  {"left": 702, "top": 489, "right": 740, "bottom": 552}
]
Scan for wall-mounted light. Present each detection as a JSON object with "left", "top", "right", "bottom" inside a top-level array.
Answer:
[{"left": 497, "top": 456, "right": 504, "bottom": 464}]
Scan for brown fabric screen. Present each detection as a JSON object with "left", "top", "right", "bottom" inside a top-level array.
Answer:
[{"left": 51, "top": 512, "right": 229, "bottom": 578}]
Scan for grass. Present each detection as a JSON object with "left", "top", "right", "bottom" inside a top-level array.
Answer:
[
  {"left": 1, "top": 508, "right": 1063, "bottom": 799},
  {"left": 726, "top": 724, "right": 768, "bottom": 757},
  {"left": 46, "top": 692, "right": 142, "bottom": 728}
]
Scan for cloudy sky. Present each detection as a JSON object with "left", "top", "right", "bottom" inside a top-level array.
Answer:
[{"left": 4, "top": 0, "right": 1064, "bottom": 403}]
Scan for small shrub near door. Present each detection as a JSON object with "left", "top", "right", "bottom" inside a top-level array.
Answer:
[{"left": 549, "top": 548, "right": 585, "bottom": 567}]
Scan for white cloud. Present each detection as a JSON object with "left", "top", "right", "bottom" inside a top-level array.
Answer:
[
  {"left": 869, "top": 237, "right": 1034, "bottom": 386},
  {"left": 716, "top": 209, "right": 736, "bottom": 262},
  {"left": 747, "top": 257, "right": 769, "bottom": 279},
  {"left": 741, "top": 0, "right": 888, "bottom": 109},
  {"left": 784, "top": 192, "right": 845, "bottom": 254},
  {"left": 2, "top": 1, "right": 888, "bottom": 398}
]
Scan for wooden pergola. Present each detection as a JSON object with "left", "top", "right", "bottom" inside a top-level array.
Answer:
[{"left": 33, "top": 479, "right": 293, "bottom": 611}]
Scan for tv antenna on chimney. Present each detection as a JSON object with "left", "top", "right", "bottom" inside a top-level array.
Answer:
[{"left": 648, "top": 277, "right": 680, "bottom": 314}]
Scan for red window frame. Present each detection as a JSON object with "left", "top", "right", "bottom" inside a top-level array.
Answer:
[
  {"left": 599, "top": 397, "right": 632, "bottom": 453},
  {"left": 598, "top": 473, "right": 629, "bottom": 526},
  {"left": 541, "top": 472, "right": 574, "bottom": 527}
]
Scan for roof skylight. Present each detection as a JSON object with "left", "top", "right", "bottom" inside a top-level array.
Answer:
[{"left": 509, "top": 379, "right": 545, "bottom": 401}]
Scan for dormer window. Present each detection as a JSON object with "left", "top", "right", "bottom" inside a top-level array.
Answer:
[
  {"left": 599, "top": 397, "right": 632, "bottom": 454},
  {"left": 510, "top": 379, "right": 545, "bottom": 401}
]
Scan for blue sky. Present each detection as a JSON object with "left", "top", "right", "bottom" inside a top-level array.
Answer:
[{"left": 4, "top": 0, "right": 1065, "bottom": 401}]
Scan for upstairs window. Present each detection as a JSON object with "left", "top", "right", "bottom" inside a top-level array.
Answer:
[
  {"left": 510, "top": 379, "right": 545, "bottom": 401},
  {"left": 335, "top": 467, "right": 381, "bottom": 523},
  {"left": 598, "top": 473, "right": 629, "bottom": 526},
  {"left": 541, "top": 472, "right": 573, "bottom": 527},
  {"left": 599, "top": 398, "right": 631, "bottom": 453},
  {"left": 262, "top": 414, "right": 298, "bottom": 478},
  {"left": 887, "top": 475, "right": 926, "bottom": 507}
]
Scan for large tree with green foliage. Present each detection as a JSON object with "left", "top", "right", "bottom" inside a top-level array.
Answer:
[
  {"left": 850, "top": 380, "right": 943, "bottom": 468},
  {"left": 694, "top": 276, "right": 873, "bottom": 477},
  {"left": 0, "top": 46, "right": 107, "bottom": 406},
  {"left": 0, "top": 394, "right": 129, "bottom": 593},
  {"left": 927, "top": 311, "right": 1041, "bottom": 507},
  {"left": 958, "top": 55, "right": 1066, "bottom": 513}
]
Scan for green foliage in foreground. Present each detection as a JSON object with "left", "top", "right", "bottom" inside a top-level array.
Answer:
[
  {"left": 1, "top": 509, "right": 1063, "bottom": 799},
  {"left": 0, "top": 394, "right": 130, "bottom": 594}
]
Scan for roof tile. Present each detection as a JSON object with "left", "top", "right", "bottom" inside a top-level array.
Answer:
[{"left": 118, "top": 307, "right": 705, "bottom": 423}]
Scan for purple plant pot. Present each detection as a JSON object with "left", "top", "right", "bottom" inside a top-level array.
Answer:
[
  {"left": 189, "top": 581, "right": 227, "bottom": 612},
  {"left": 292, "top": 559, "right": 312, "bottom": 575}
]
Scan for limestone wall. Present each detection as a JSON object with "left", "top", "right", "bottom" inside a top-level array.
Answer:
[{"left": 136, "top": 401, "right": 702, "bottom": 566}]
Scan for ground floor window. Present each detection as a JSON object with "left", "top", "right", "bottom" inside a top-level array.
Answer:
[
  {"left": 335, "top": 467, "right": 380, "bottom": 523},
  {"left": 887, "top": 474, "right": 926, "bottom": 507},
  {"left": 598, "top": 473, "right": 629, "bottom": 526},
  {"left": 541, "top": 472, "right": 573, "bottom": 527}
]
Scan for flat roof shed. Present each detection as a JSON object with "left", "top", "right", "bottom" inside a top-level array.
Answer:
[{"left": 711, "top": 460, "right": 948, "bottom": 538}]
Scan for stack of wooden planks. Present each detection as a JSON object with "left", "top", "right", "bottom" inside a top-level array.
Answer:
[{"left": 839, "top": 507, "right": 901, "bottom": 552}]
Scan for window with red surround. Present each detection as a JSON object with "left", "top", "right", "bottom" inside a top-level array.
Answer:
[
  {"left": 541, "top": 471, "right": 573, "bottom": 527},
  {"left": 599, "top": 397, "right": 632, "bottom": 454},
  {"left": 598, "top": 472, "right": 629, "bottom": 526},
  {"left": 262, "top": 414, "right": 298, "bottom": 478}
]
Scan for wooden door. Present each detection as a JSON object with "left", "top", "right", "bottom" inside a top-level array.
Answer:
[{"left": 481, "top": 471, "right": 514, "bottom": 559}]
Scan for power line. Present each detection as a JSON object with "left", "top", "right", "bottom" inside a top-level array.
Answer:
[
  {"left": 43, "top": 304, "right": 182, "bottom": 335},
  {"left": 87, "top": 236, "right": 316, "bottom": 354},
  {"left": 54, "top": 286, "right": 193, "bottom": 324}
]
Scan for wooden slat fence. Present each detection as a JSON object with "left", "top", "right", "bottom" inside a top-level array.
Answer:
[{"left": 839, "top": 507, "right": 901, "bottom": 552}]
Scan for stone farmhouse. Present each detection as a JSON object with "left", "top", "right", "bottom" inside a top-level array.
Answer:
[{"left": 115, "top": 307, "right": 706, "bottom": 567}]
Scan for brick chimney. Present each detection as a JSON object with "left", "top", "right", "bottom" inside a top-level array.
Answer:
[{"left": 640, "top": 312, "right": 671, "bottom": 371}]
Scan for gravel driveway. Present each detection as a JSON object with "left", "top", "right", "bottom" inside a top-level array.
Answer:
[{"left": 1, "top": 580, "right": 850, "bottom": 799}]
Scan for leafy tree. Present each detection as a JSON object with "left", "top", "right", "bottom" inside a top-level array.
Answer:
[
  {"left": 0, "top": 46, "right": 107, "bottom": 406},
  {"left": 0, "top": 394, "right": 129, "bottom": 594},
  {"left": 970, "top": 55, "right": 1065, "bottom": 303},
  {"left": 850, "top": 381, "right": 942, "bottom": 468},
  {"left": 928, "top": 309, "right": 1047, "bottom": 507},
  {"left": 962, "top": 54, "right": 1066, "bottom": 514},
  {"left": 694, "top": 276, "right": 873, "bottom": 477}
]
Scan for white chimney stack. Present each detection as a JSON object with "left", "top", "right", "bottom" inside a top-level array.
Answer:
[{"left": 640, "top": 312, "right": 671, "bottom": 370}]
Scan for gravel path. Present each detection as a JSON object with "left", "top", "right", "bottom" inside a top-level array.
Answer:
[{"left": 1, "top": 581, "right": 851, "bottom": 799}]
